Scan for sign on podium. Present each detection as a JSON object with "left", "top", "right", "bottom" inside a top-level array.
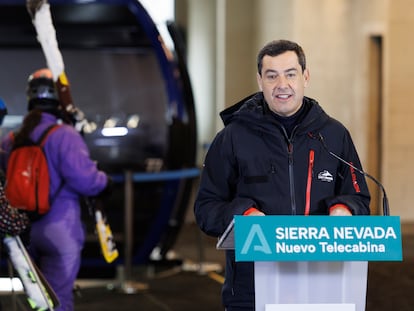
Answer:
[{"left": 217, "top": 215, "right": 402, "bottom": 311}]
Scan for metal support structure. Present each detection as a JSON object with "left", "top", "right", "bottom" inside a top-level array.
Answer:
[{"left": 117, "top": 170, "right": 148, "bottom": 294}]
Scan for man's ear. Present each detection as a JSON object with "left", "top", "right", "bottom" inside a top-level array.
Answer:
[
  {"left": 257, "top": 72, "right": 263, "bottom": 91},
  {"left": 303, "top": 68, "right": 310, "bottom": 88}
]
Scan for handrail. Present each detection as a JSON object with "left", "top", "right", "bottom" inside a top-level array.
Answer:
[{"left": 111, "top": 168, "right": 200, "bottom": 183}]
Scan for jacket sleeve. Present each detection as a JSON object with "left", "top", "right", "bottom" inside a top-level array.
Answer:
[
  {"left": 194, "top": 128, "right": 257, "bottom": 237},
  {"left": 46, "top": 125, "right": 108, "bottom": 197},
  {"left": 323, "top": 129, "right": 371, "bottom": 215}
]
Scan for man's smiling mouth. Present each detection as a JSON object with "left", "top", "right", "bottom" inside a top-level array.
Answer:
[{"left": 275, "top": 94, "right": 291, "bottom": 99}]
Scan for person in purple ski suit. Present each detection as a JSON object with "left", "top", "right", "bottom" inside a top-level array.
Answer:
[{"left": 0, "top": 68, "right": 112, "bottom": 311}]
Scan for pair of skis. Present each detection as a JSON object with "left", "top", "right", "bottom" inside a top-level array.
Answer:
[
  {"left": 83, "top": 197, "right": 120, "bottom": 264},
  {"left": 3, "top": 235, "right": 60, "bottom": 310},
  {"left": 3, "top": 204, "right": 117, "bottom": 311},
  {"left": 26, "top": 0, "right": 119, "bottom": 264}
]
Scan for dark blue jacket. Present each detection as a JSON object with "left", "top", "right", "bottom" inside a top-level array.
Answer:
[{"left": 194, "top": 93, "right": 370, "bottom": 309}]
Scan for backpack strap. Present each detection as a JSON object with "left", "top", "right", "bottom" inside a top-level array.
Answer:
[
  {"left": 35, "top": 124, "right": 64, "bottom": 209},
  {"left": 9, "top": 124, "right": 61, "bottom": 148},
  {"left": 36, "top": 124, "right": 61, "bottom": 147}
]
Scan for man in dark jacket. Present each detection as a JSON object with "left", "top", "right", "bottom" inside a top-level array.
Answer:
[{"left": 194, "top": 40, "right": 370, "bottom": 310}]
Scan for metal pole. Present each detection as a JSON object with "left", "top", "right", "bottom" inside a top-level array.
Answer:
[
  {"left": 119, "top": 170, "right": 148, "bottom": 293},
  {"left": 124, "top": 170, "right": 133, "bottom": 284}
]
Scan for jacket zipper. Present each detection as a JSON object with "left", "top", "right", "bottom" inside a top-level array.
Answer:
[
  {"left": 287, "top": 142, "right": 296, "bottom": 215},
  {"left": 305, "top": 149, "right": 314, "bottom": 215}
]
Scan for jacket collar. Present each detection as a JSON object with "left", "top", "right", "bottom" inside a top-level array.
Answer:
[{"left": 219, "top": 92, "right": 330, "bottom": 136}]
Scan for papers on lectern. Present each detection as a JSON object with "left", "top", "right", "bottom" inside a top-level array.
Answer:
[{"left": 216, "top": 219, "right": 235, "bottom": 250}]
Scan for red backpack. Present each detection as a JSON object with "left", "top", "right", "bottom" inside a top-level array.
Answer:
[{"left": 5, "top": 124, "right": 60, "bottom": 215}]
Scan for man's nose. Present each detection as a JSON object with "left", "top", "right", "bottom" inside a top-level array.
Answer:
[{"left": 275, "top": 75, "right": 289, "bottom": 88}]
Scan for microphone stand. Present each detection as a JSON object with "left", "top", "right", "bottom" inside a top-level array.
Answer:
[{"left": 316, "top": 133, "right": 390, "bottom": 216}]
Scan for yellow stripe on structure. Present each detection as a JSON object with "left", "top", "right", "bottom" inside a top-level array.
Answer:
[{"left": 58, "top": 73, "right": 69, "bottom": 86}]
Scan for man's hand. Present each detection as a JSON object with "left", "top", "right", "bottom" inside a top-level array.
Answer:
[
  {"left": 243, "top": 207, "right": 265, "bottom": 216},
  {"left": 246, "top": 210, "right": 265, "bottom": 216},
  {"left": 329, "top": 204, "right": 352, "bottom": 216}
]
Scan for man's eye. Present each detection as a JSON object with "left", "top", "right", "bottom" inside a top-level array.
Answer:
[
  {"left": 286, "top": 73, "right": 296, "bottom": 78},
  {"left": 266, "top": 74, "right": 277, "bottom": 81}
]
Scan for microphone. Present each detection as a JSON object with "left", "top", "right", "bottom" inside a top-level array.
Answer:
[{"left": 308, "top": 132, "right": 389, "bottom": 216}]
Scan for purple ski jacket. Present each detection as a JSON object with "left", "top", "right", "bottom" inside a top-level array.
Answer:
[
  {"left": 1, "top": 112, "right": 108, "bottom": 311},
  {"left": 1, "top": 112, "right": 108, "bottom": 204}
]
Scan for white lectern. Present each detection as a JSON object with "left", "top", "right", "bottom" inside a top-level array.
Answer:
[
  {"left": 215, "top": 215, "right": 403, "bottom": 311},
  {"left": 255, "top": 260, "right": 367, "bottom": 311}
]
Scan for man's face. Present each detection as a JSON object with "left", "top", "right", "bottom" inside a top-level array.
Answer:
[{"left": 257, "top": 51, "right": 310, "bottom": 117}]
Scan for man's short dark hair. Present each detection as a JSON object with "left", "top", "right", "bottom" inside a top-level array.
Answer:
[{"left": 257, "top": 40, "right": 306, "bottom": 75}]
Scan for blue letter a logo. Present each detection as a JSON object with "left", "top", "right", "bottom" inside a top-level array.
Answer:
[{"left": 240, "top": 224, "right": 271, "bottom": 254}]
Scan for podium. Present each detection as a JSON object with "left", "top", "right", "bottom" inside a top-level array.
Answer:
[
  {"left": 255, "top": 261, "right": 366, "bottom": 311},
  {"left": 217, "top": 216, "right": 402, "bottom": 311}
]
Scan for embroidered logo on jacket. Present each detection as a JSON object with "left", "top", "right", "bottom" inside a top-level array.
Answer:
[{"left": 318, "top": 170, "right": 333, "bottom": 182}]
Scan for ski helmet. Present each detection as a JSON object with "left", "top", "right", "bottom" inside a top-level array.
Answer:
[{"left": 26, "top": 68, "right": 60, "bottom": 112}]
